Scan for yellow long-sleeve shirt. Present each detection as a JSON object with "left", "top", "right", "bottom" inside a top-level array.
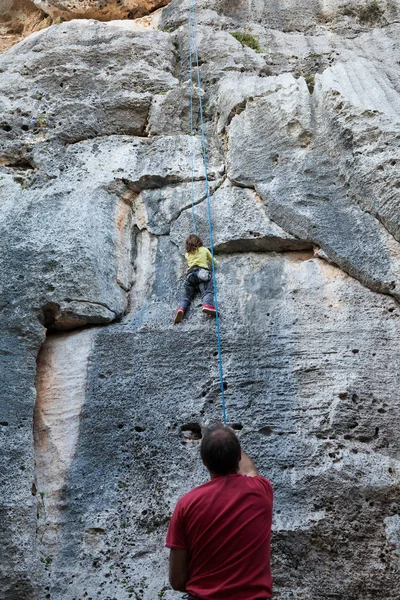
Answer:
[{"left": 185, "top": 247, "right": 218, "bottom": 270}]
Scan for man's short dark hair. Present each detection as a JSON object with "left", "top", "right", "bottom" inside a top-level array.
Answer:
[{"left": 200, "top": 423, "right": 241, "bottom": 475}]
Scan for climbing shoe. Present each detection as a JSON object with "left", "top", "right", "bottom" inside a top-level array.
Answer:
[
  {"left": 202, "top": 304, "right": 216, "bottom": 317},
  {"left": 174, "top": 308, "right": 184, "bottom": 324}
]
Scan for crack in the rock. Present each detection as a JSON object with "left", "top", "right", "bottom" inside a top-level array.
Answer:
[
  {"left": 1, "top": 158, "right": 36, "bottom": 170},
  {"left": 146, "top": 2, "right": 170, "bottom": 20},
  {"left": 63, "top": 131, "right": 150, "bottom": 147},
  {"left": 134, "top": 222, "right": 169, "bottom": 238},
  {"left": 376, "top": 19, "right": 400, "bottom": 29},
  {"left": 144, "top": 104, "right": 152, "bottom": 137},
  {"left": 339, "top": 161, "right": 400, "bottom": 247},
  {"left": 63, "top": 298, "right": 116, "bottom": 312},
  {"left": 220, "top": 86, "right": 284, "bottom": 133},
  {"left": 116, "top": 280, "right": 133, "bottom": 293},
  {"left": 127, "top": 173, "right": 203, "bottom": 192},
  {"left": 166, "top": 175, "right": 227, "bottom": 233},
  {"left": 169, "top": 180, "right": 315, "bottom": 256},
  {"left": 118, "top": 165, "right": 221, "bottom": 194},
  {"left": 250, "top": 181, "right": 400, "bottom": 303},
  {"left": 351, "top": 187, "right": 400, "bottom": 247}
]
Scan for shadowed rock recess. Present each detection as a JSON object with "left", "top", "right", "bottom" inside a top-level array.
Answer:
[{"left": 0, "top": 1, "right": 400, "bottom": 599}]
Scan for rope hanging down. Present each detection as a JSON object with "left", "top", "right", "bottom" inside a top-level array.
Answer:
[
  {"left": 188, "top": 5, "right": 197, "bottom": 234},
  {"left": 188, "top": 0, "right": 227, "bottom": 425}
]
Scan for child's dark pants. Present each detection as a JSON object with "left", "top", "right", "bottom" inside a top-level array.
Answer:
[{"left": 179, "top": 269, "right": 215, "bottom": 312}]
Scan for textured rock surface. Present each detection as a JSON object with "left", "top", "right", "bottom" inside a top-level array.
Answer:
[
  {"left": 34, "top": 0, "right": 171, "bottom": 21},
  {"left": 170, "top": 182, "right": 313, "bottom": 254},
  {"left": 0, "top": 0, "right": 47, "bottom": 52},
  {"left": 0, "top": 1, "right": 169, "bottom": 54},
  {"left": 0, "top": 21, "right": 178, "bottom": 154},
  {"left": 161, "top": 0, "right": 400, "bottom": 33},
  {"left": 0, "top": 0, "right": 45, "bottom": 33},
  {"left": 1, "top": 2, "right": 400, "bottom": 600},
  {"left": 226, "top": 72, "right": 400, "bottom": 300}
]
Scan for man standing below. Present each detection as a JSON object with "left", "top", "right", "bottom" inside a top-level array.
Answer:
[{"left": 166, "top": 423, "right": 273, "bottom": 599}]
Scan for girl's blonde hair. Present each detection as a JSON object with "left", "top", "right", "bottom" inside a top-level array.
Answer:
[{"left": 185, "top": 234, "right": 203, "bottom": 254}]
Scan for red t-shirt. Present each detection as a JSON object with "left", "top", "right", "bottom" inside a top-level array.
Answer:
[{"left": 166, "top": 473, "right": 273, "bottom": 600}]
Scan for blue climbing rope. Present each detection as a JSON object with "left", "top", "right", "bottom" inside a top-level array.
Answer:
[
  {"left": 188, "top": 8, "right": 197, "bottom": 234},
  {"left": 189, "top": 0, "right": 227, "bottom": 424}
]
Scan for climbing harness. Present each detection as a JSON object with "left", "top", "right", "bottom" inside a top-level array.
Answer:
[
  {"left": 188, "top": 0, "right": 227, "bottom": 425},
  {"left": 187, "top": 267, "right": 212, "bottom": 285}
]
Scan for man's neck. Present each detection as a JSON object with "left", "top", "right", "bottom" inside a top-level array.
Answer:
[{"left": 209, "top": 471, "right": 237, "bottom": 480}]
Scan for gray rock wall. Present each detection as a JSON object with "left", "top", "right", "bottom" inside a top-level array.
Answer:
[{"left": 0, "top": 2, "right": 400, "bottom": 599}]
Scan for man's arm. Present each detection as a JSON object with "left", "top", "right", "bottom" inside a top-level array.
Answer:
[
  {"left": 238, "top": 450, "right": 259, "bottom": 477},
  {"left": 169, "top": 548, "right": 189, "bottom": 591}
]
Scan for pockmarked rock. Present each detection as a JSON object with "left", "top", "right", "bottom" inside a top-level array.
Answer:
[
  {"left": 161, "top": 0, "right": 399, "bottom": 32},
  {"left": 29, "top": 253, "right": 400, "bottom": 600},
  {"left": 34, "top": 0, "right": 172, "bottom": 21},
  {"left": 0, "top": 0, "right": 47, "bottom": 37},
  {"left": 147, "top": 82, "right": 201, "bottom": 136},
  {"left": 0, "top": 20, "right": 178, "bottom": 156}
]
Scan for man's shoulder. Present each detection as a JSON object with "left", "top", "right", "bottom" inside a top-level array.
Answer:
[
  {"left": 178, "top": 475, "right": 273, "bottom": 500},
  {"left": 243, "top": 474, "right": 274, "bottom": 495},
  {"left": 179, "top": 479, "right": 214, "bottom": 504},
  {"left": 183, "top": 475, "right": 273, "bottom": 498}
]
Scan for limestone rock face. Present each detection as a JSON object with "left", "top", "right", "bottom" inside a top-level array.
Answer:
[
  {"left": 0, "top": 0, "right": 45, "bottom": 34},
  {"left": 34, "top": 0, "right": 171, "bottom": 21},
  {"left": 0, "top": 0, "right": 47, "bottom": 52},
  {"left": 1, "top": 2, "right": 400, "bottom": 600},
  {"left": 226, "top": 71, "right": 400, "bottom": 300},
  {"left": 161, "top": 0, "right": 400, "bottom": 33},
  {"left": 0, "top": 20, "right": 178, "bottom": 157},
  {"left": 170, "top": 183, "right": 314, "bottom": 254}
]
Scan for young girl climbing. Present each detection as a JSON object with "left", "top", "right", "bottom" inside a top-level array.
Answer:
[{"left": 174, "top": 234, "right": 217, "bottom": 324}]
